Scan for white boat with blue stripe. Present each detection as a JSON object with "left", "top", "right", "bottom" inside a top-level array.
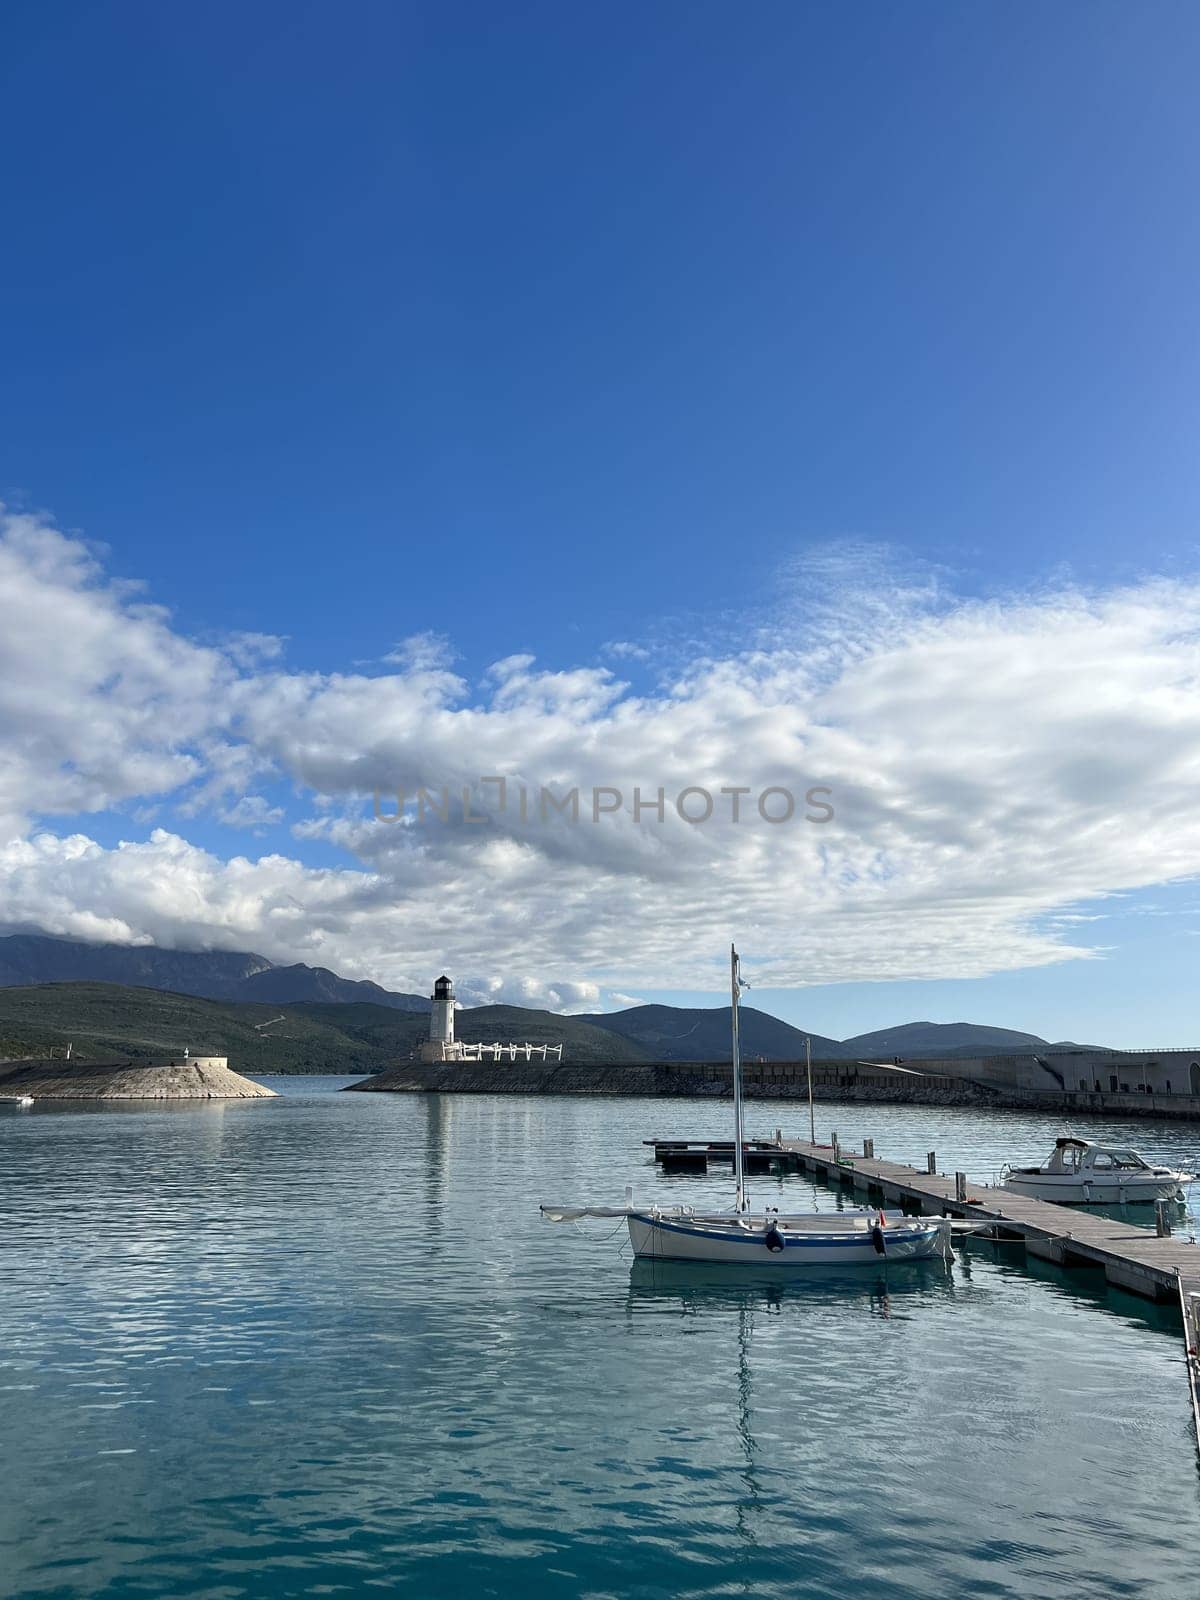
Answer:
[
  {"left": 542, "top": 945, "right": 952, "bottom": 1269},
  {"left": 627, "top": 1206, "right": 947, "bottom": 1265}
]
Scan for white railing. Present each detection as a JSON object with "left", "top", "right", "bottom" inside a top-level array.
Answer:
[{"left": 455, "top": 1041, "right": 564, "bottom": 1063}]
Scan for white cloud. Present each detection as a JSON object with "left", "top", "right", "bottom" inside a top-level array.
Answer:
[
  {"left": 225, "top": 631, "right": 287, "bottom": 668},
  {"left": 0, "top": 828, "right": 386, "bottom": 966},
  {"left": 5, "top": 504, "right": 1200, "bottom": 998},
  {"left": 216, "top": 794, "right": 285, "bottom": 830},
  {"left": 454, "top": 975, "right": 605, "bottom": 1013},
  {"left": 383, "top": 631, "right": 456, "bottom": 671},
  {"left": 0, "top": 506, "right": 229, "bottom": 836}
]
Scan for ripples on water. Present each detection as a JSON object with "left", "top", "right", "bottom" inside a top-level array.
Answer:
[{"left": 1, "top": 1081, "right": 1199, "bottom": 1600}]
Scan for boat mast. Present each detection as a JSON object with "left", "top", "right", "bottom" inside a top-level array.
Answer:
[
  {"left": 806, "top": 1034, "right": 815, "bottom": 1145},
  {"left": 731, "top": 943, "right": 747, "bottom": 1213}
]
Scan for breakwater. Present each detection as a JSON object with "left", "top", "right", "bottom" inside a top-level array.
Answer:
[
  {"left": 0, "top": 1056, "right": 276, "bottom": 1099},
  {"left": 349, "top": 1057, "right": 1200, "bottom": 1118}
]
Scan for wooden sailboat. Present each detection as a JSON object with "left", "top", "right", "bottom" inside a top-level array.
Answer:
[{"left": 542, "top": 945, "right": 952, "bottom": 1267}]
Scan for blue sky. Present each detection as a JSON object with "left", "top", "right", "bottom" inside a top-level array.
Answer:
[{"left": 3, "top": 3, "right": 1200, "bottom": 1043}]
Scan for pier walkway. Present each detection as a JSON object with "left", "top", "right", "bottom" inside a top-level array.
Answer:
[{"left": 786, "top": 1137, "right": 1200, "bottom": 1300}]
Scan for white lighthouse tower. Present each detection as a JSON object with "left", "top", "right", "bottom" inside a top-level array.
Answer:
[
  {"left": 430, "top": 974, "right": 455, "bottom": 1050},
  {"left": 419, "top": 974, "right": 461, "bottom": 1062}
]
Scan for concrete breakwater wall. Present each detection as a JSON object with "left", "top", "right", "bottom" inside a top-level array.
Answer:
[
  {"left": 349, "top": 1057, "right": 1200, "bottom": 1119},
  {"left": 351, "top": 1062, "right": 663, "bottom": 1096},
  {"left": 0, "top": 1056, "right": 276, "bottom": 1099},
  {"left": 351, "top": 1059, "right": 974, "bottom": 1100},
  {"left": 348, "top": 1060, "right": 1007, "bottom": 1106}
]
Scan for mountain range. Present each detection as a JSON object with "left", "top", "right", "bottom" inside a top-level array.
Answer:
[
  {"left": 576, "top": 1004, "right": 847, "bottom": 1061},
  {"left": 0, "top": 986, "right": 649, "bottom": 1073},
  {"left": 0, "top": 933, "right": 1094, "bottom": 1066},
  {"left": 837, "top": 1021, "right": 1091, "bottom": 1058},
  {"left": 0, "top": 934, "right": 428, "bottom": 1010}
]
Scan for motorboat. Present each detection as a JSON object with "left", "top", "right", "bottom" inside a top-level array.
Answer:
[
  {"left": 542, "top": 945, "right": 953, "bottom": 1267},
  {"left": 1001, "top": 1137, "right": 1194, "bottom": 1205}
]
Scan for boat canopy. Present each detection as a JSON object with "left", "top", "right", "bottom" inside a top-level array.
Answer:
[{"left": 1042, "top": 1139, "right": 1151, "bottom": 1174}]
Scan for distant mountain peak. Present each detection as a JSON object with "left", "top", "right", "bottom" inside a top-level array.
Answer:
[
  {"left": 0, "top": 934, "right": 427, "bottom": 1012},
  {"left": 841, "top": 1020, "right": 1066, "bottom": 1058}
]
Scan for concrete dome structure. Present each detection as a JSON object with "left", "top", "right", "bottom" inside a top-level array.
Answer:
[{"left": 0, "top": 1056, "right": 275, "bottom": 1100}]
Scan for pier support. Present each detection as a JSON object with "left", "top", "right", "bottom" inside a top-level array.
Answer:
[
  {"left": 1025, "top": 1235, "right": 1067, "bottom": 1266},
  {"left": 662, "top": 1149, "right": 707, "bottom": 1174}
]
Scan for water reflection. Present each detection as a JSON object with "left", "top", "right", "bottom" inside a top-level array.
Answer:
[
  {"left": 422, "top": 1091, "right": 451, "bottom": 1216},
  {"left": 734, "top": 1303, "right": 762, "bottom": 1550},
  {"left": 1070, "top": 1192, "right": 1198, "bottom": 1237},
  {"left": 625, "top": 1255, "right": 956, "bottom": 1314}
]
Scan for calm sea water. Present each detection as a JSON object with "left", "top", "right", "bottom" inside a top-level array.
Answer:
[{"left": 2, "top": 1079, "right": 1200, "bottom": 1600}]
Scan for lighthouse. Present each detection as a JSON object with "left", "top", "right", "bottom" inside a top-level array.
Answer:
[
  {"left": 415, "top": 972, "right": 562, "bottom": 1066},
  {"left": 430, "top": 974, "right": 455, "bottom": 1049},
  {"left": 417, "top": 974, "right": 459, "bottom": 1063}
]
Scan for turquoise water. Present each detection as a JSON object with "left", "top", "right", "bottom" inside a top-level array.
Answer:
[{"left": 2, "top": 1081, "right": 1199, "bottom": 1600}]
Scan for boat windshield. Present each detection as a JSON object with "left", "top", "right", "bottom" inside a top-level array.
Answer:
[{"left": 1090, "top": 1150, "right": 1150, "bottom": 1171}]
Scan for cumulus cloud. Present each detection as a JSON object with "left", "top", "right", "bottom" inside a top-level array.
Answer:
[
  {"left": 454, "top": 975, "right": 606, "bottom": 1013},
  {"left": 215, "top": 795, "right": 285, "bottom": 830},
  {"left": 383, "top": 631, "right": 457, "bottom": 672},
  {"left": 0, "top": 507, "right": 230, "bottom": 836},
  {"left": 0, "top": 828, "right": 385, "bottom": 965},
  {"left": 4, "top": 503, "right": 1200, "bottom": 1001},
  {"left": 225, "top": 631, "right": 287, "bottom": 668}
]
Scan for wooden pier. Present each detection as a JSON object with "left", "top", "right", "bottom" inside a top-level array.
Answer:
[
  {"left": 648, "top": 1134, "right": 1200, "bottom": 1302},
  {"left": 1178, "top": 1275, "right": 1200, "bottom": 1449},
  {"left": 645, "top": 1138, "right": 784, "bottom": 1174}
]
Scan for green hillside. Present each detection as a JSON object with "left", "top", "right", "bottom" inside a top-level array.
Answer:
[
  {"left": 288, "top": 1001, "right": 649, "bottom": 1064},
  {"left": 461, "top": 1004, "right": 647, "bottom": 1062},
  {"left": 0, "top": 984, "right": 384, "bottom": 1073},
  {"left": 0, "top": 985, "right": 649, "bottom": 1072}
]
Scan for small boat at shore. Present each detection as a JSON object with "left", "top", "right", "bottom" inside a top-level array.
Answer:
[
  {"left": 542, "top": 945, "right": 952, "bottom": 1268},
  {"left": 1001, "top": 1137, "right": 1194, "bottom": 1205}
]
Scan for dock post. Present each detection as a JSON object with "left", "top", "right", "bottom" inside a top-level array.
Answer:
[
  {"left": 1156, "top": 1200, "right": 1172, "bottom": 1237},
  {"left": 955, "top": 1171, "right": 967, "bottom": 1202},
  {"left": 863, "top": 1138, "right": 874, "bottom": 1158},
  {"left": 926, "top": 1151, "right": 937, "bottom": 1175},
  {"left": 832, "top": 1132, "right": 840, "bottom": 1164}
]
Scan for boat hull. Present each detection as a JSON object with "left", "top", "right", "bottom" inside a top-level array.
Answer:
[
  {"left": 1002, "top": 1174, "right": 1188, "bottom": 1205},
  {"left": 627, "top": 1212, "right": 945, "bottom": 1266}
]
